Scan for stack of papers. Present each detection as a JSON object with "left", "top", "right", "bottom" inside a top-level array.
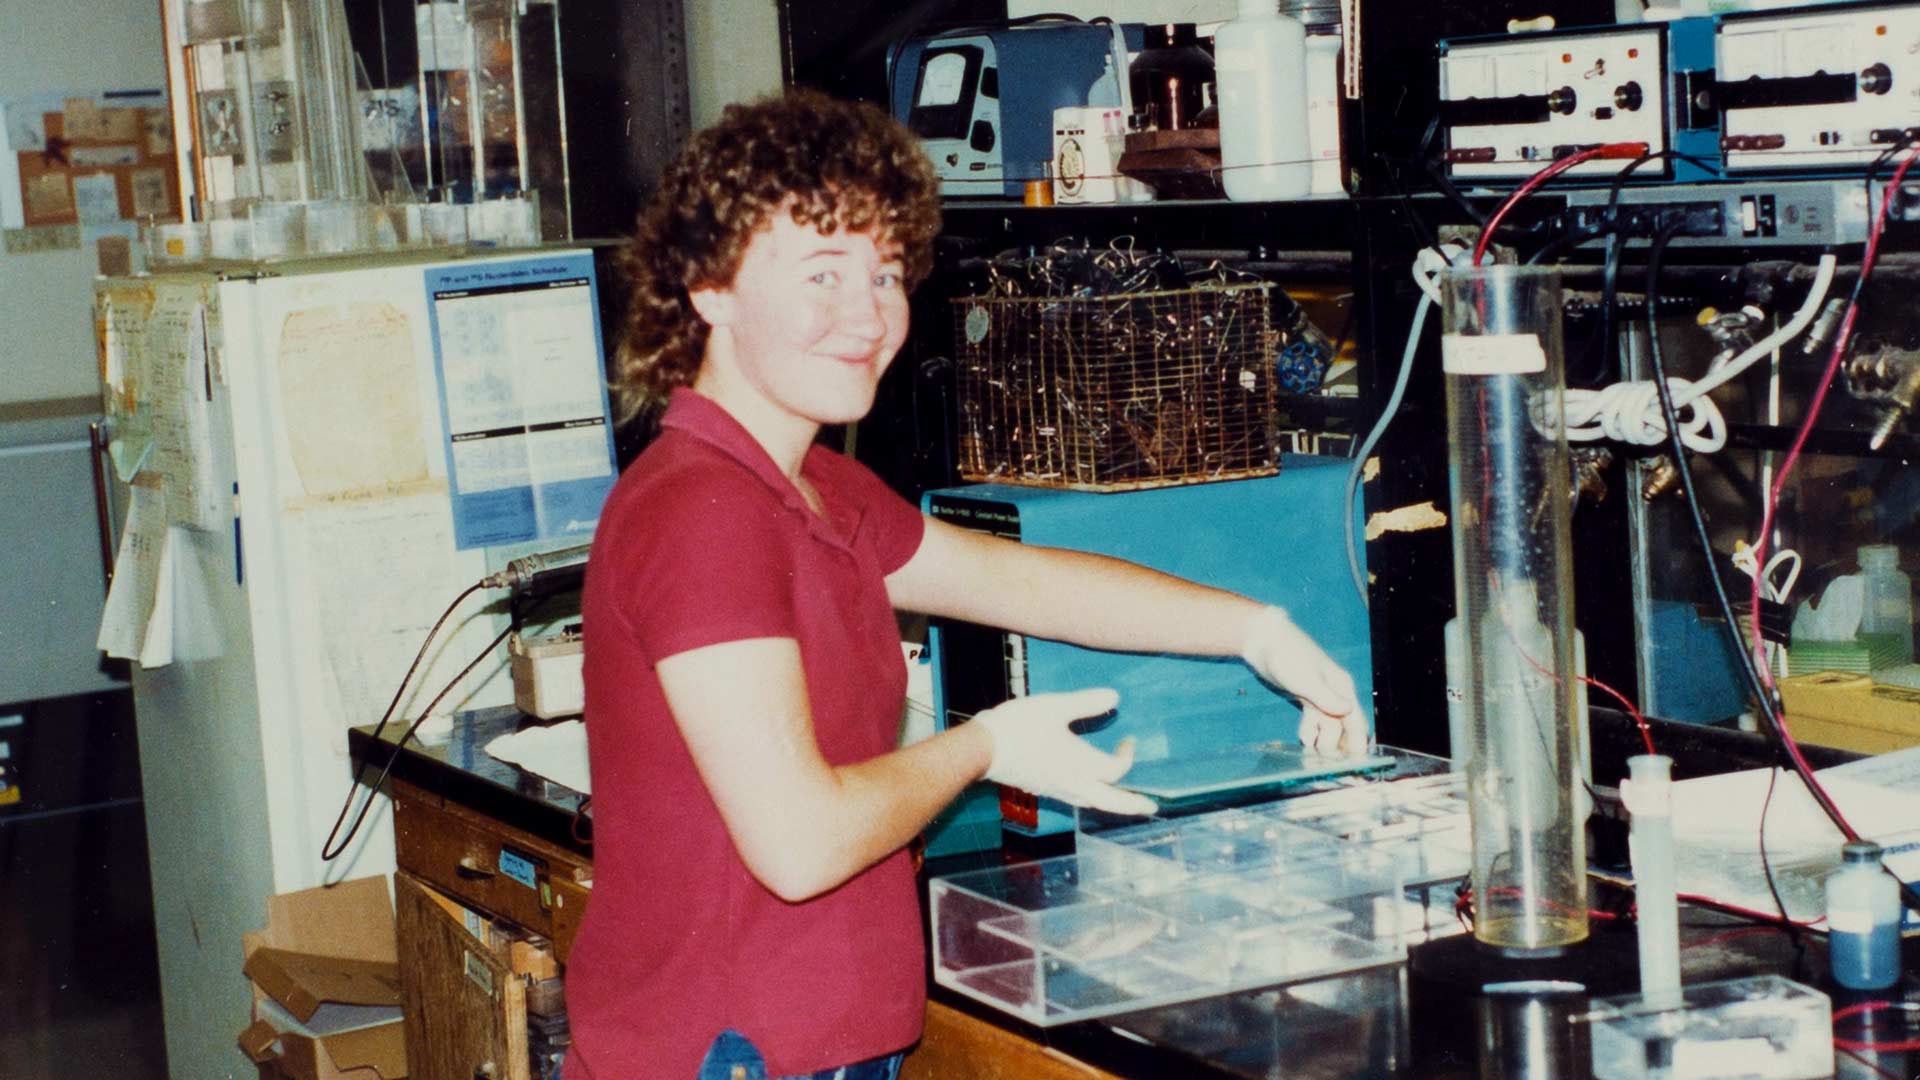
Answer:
[{"left": 1667, "top": 746, "right": 1920, "bottom": 924}]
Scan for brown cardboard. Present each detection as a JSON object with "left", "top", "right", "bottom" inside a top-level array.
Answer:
[
  {"left": 243, "top": 947, "right": 404, "bottom": 1020},
  {"left": 238, "top": 876, "right": 409, "bottom": 1080}
]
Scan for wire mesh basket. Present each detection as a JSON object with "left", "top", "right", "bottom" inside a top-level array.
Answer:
[{"left": 951, "top": 283, "right": 1279, "bottom": 489}]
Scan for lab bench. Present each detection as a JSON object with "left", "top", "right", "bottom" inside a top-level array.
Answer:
[{"left": 351, "top": 707, "right": 1917, "bottom": 1080}]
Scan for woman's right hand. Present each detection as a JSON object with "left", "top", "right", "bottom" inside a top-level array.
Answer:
[{"left": 972, "top": 688, "right": 1157, "bottom": 817}]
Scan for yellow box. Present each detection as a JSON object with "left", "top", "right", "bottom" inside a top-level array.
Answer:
[{"left": 1778, "top": 671, "right": 1920, "bottom": 754}]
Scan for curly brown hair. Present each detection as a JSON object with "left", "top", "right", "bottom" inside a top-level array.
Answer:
[{"left": 611, "top": 88, "right": 942, "bottom": 420}]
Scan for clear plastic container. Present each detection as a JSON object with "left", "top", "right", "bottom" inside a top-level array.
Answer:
[
  {"left": 1440, "top": 265, "right": 1588, "bottom": 954},
  {"left": 1857, "top": 545, "right": 1913, "bottom": 664},
  {"left": 1587, "top": 975, "right": 1834, "bottom": 1080},
  {"left": 1825, "top": 840, "right": 1902, "bottom": 990},
  {"left": 1214, "top": 0, "right": 1310, "bottom": 201}
]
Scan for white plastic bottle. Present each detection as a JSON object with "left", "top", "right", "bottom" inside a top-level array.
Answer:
[
  {"left": 1304, "top": 34, "right": 1343, "bottom": 195},
  {"left": 1857, "top": 545, "right": 1914, "bottom": 664},
  {"left": 1826, "top": 841, "right": 1902, "bottom": 991},
  {"left": 1214, "top": 0, "right": 1311, "bottom": 201}
]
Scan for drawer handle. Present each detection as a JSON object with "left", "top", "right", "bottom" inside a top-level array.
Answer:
[{"left": 456, "top": 857, "right": 496, "bottom": 881}]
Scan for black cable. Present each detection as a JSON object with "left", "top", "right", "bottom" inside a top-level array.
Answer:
[
  {"left": 1525, "top": 228, "right": 1602, "bottom": 266},
  {"left": 1385, "top": 153, "right": 1450, "bottom": 261},
  {"left": 1644, "top": 222, "right": 1801, "bottom": 931},
  {"left": 1755, "top": 758, "right": 1799, "bottom": 940},
  {"left": 1643, "top": 221, "right": 1920, "bottom": 917},
  {"left": 318, "top": 579, "right": 487, "bottom": 861},
  {"left": 1418, "top": 116, "right": 1488, "bottom": 228},
  {"left": 321, "top": 623, "right": 515, "bottom": 862}
]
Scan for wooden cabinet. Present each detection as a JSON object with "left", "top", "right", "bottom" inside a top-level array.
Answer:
[
  {"left": 901, "top": 1002, "right": 1123, "bottom": 1080},
  {"left": 387, "top": 776, "right": 1119, "bottom": 1079},
  {"left": 390, "top": 778, "right": 581, "bottom": 1080},
  {"left": 391, "top": 778, "right": 592, "bottom": 964},
  {"left": 395, "top": 871, "right": 533, "bottom": 1080}
]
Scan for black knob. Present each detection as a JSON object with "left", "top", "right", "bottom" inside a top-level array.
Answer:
[
  {"left": 1862, "top": 62, "right": 1894, "bottom": 95},
  {"left": 1548, "top": 87, "right": 1578, "bottom": 115},
  {"left": 1614, "top": 81, "right": 1644, "bottom": 111}
]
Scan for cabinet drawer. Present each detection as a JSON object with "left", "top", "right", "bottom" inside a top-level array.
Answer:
[
  {"left": 392, "top": 779, "right": 591, "bottom": 957},
  {"left": 397, "top": 871, "right": 531, "bottom": 1080}
]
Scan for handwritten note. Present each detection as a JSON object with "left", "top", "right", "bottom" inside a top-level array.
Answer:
[
  {"left": 277, "top": 303, "right": 431, "bottom": 499},
  {"left": 98, "top": 480, "right": 175, "bottom": 667}
]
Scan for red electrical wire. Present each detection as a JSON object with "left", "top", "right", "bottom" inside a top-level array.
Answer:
[
  {"left": 1832, "top": 1000, "right": 1920, "bottom": 1054},
  {"left": 1742, "top": 143, "right": 1920, "bottom": 842},
  {"left": 1833, "top": 1001, "right": 1910, "bottom": 1025},
  {"left": 1675, "top": 891, "right": 1824, "bottom": 928},
  {"left": 1472, "top": 143, "right": 1649, "bottom": 265},
  {"left": 1582, "top": 674, "right": 1656, "bottom": 755}
]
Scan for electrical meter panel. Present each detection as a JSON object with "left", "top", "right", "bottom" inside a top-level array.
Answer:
[
  {"left": 1438, "top": 2, "right": 1920, "bottom": 185},
  {"left": 1439, "top": 24, "right": 1677, "bottom": 182},
  {"left": 1718, "top": 2, "right": 1920, "bottom": 173}
]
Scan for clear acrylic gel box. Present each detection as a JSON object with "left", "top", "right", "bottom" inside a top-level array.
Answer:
[
  {"left": 931, "top": 807, "right": 1412, "bottom": 1024},
  {"left": 930, "top": 844, "right": 1405, "bottom": 1025},
  {"left": 1586, "top": 975, "right": 1834, "bottom": 1080}
]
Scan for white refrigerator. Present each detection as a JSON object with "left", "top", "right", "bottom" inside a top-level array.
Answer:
[{"left": 94, "top": 247, "right": 615, "bottom": 1078}]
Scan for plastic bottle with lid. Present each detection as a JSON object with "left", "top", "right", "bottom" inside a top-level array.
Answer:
[
  {"left": 1214, "top": 0, "right": 1311, "bottom": 201},
  {"left": 1825, "top": 840, "right": 1902, "bottom": 990},
  {"left": 1857, "top": 544, "right": 1913, "bottom": 663}
]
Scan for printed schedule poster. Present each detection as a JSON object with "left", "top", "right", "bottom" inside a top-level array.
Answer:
[{"left": 425, "top": 254, "right": 616, "bottom": 549}]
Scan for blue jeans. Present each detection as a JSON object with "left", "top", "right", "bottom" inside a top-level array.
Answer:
[{"left": 696, "top": 1029, "right": 905, "bottom": 1080}]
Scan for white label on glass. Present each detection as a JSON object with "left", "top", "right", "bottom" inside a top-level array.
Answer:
[
  {"left": 1442, "top": 334, "right": 1547, "bottom": 375},
  {"left": 917, "top": 52, "right": 968, "bottom": 108},
  {"left": 1671, "top": 1038, "right": 1777, "bottom": 1078}
]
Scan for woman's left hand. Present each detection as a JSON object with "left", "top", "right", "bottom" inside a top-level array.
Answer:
[{"left": 1239, "top": 605, "right": 1366, "bottom": 756}]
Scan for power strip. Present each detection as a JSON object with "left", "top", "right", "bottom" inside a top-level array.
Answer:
[{"left": 1560, "top": 180, "right": 1874, "bottom": 246}]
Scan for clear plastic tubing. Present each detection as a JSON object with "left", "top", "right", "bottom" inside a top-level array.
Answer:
[
  {"left": 1623, "top": 754, "right": 1680, "bottom": 1004},
  {"left": 1440, "top": 265, "right": 1589, "bottom": 954}
]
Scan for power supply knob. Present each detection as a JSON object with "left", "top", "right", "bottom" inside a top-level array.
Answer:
[
  {"left": 1861, "top": 62, "right": 1894, "bottom": 96},
  {"left": 1614, "top": 81, "right": 1644, "bottom": 111},
  {"left": 1548, "top": 86, "right": 1578, "bottom": 115}
]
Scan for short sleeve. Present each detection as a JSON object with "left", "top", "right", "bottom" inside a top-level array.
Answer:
[
  {"left": 809, "top": 450, "right": 926, "bottom": 573},
  {"left": 593, "top": 461, "right": 798, "bottom": 663}
]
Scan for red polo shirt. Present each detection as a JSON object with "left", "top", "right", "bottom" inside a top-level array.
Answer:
[{"left": 564, "top": 389, "right": 928, "bottom": 1079}]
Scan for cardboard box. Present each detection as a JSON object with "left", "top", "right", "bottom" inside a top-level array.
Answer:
[
  {"left": 238, "top": 876, "right": 409, "bottom": 1080},
  {"left": 1780, "top": 671, "right": 1920, "bottom": 754}
]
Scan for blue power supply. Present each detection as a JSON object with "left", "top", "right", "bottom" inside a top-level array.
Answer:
[
  {"left": 1439, "top": 3, "right": 1920, "bottom": 186},
  {"left": 922, "top": 460, "right": 1376, "bottom": 840}
]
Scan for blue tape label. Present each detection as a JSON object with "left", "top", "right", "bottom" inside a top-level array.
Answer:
[{"left": 499, "top": 847, "right": 538, "bottom": 890}]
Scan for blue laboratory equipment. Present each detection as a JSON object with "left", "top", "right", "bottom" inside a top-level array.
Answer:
[{"left": 922, "top": 459, "right": 1378, "bottom": 849}]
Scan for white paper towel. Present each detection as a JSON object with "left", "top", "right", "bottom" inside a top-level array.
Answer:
[{"left": 485, "top": 719, "right": 591, "bottom": 794}]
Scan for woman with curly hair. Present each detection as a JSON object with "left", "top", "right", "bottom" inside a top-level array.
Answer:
[{"left": 568, "top": 88, "right": 1362, "bottom": 1080}]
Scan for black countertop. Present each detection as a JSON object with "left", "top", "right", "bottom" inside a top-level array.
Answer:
[
  {"left": 350, "top": 706, "right": 593, "bottom": 856},
  {"left": 352, "top": 709, "right": 1918, "bottom": 1079}
]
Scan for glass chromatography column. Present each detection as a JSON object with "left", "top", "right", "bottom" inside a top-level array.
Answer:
[{"left": 1440, "top": 265, "right": 1588, "bottom": 953}]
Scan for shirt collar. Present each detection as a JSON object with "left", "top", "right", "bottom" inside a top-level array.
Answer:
[{"left": 659, "top": 387, "right": 868, "bottom": 544}]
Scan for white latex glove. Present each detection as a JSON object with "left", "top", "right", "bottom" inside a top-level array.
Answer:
[
  {"left": 973, "top": 688, "right": 1158, "bottom": 817},
  {"left": 1239, "top": 605, "right": 1366, "bottom": 756}
]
